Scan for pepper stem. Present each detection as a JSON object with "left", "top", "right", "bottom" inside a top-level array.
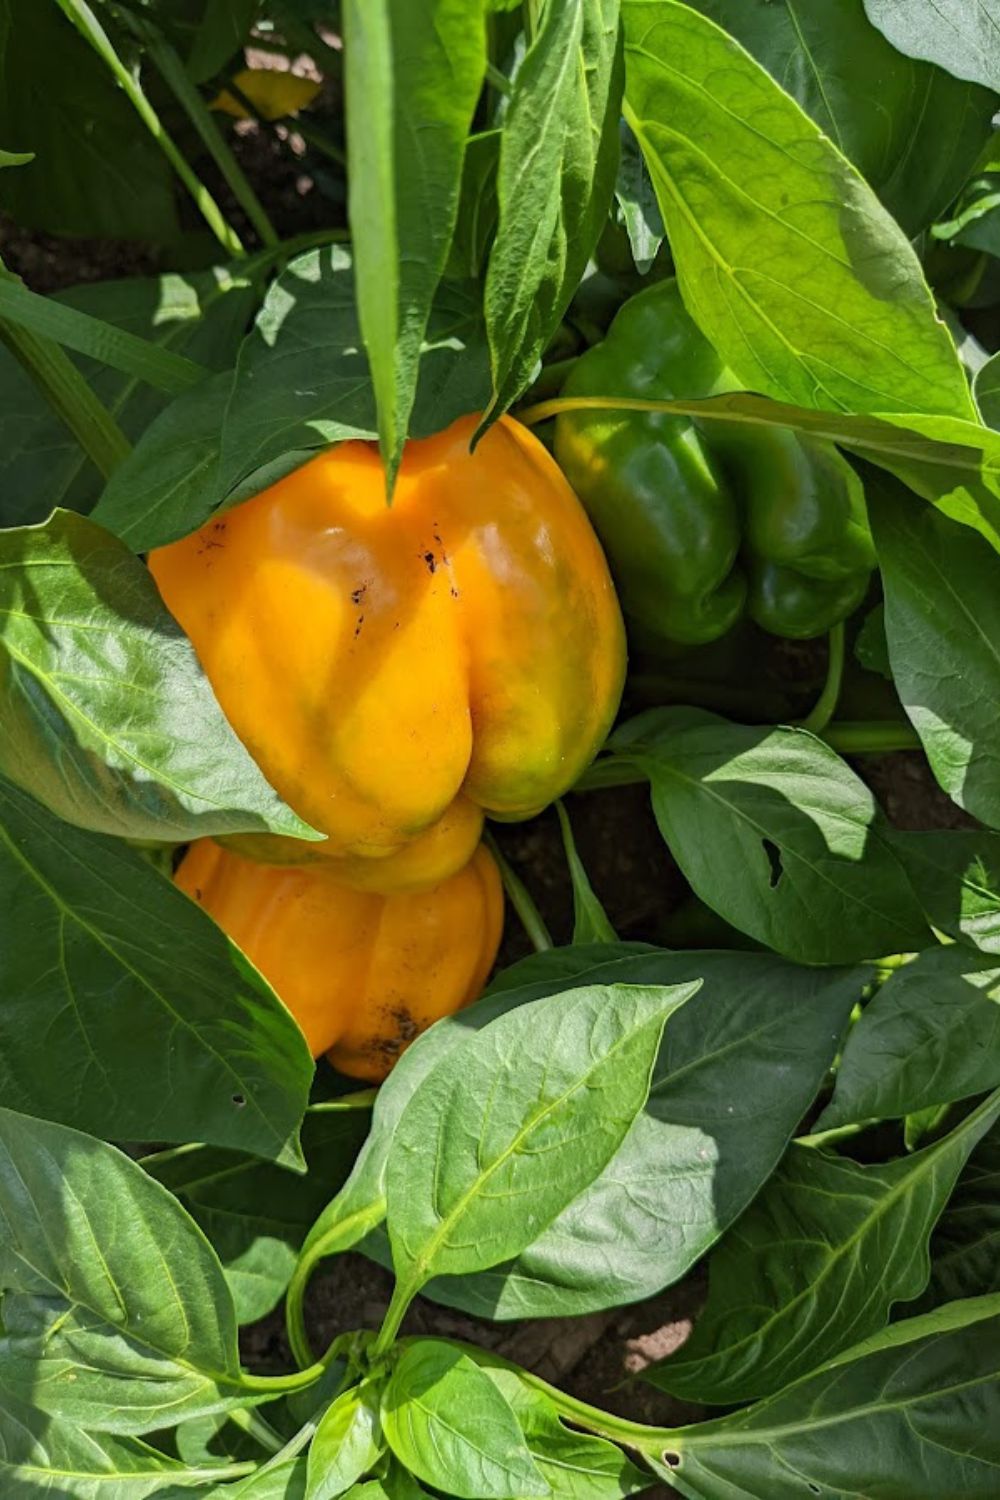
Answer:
[
  {"left": 799, "top": 622, "right": 845, "bottom": 734},
  {"left": 484, "top": 829, "right": 554, "bottom": 952}
]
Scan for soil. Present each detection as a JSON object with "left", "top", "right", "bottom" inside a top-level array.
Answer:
[{"left": 5, "top": 98, "right": 971, "bottom": 1500}]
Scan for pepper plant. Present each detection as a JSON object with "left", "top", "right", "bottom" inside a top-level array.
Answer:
[{"left": 4, "top": 1, "right": 1000, "bottom": 1497}]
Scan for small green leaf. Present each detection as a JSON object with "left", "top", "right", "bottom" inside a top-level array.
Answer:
[
  {"left": 647, "top": 1088, "right": 1000, "bottom": 1403},
  {"left": 621, "top": 0, "right": 975, "bottom": 422},
  {"left": 816, "top": 946, "right": 1000, "bottom": 1129},
  {"left": 308, "top": 1381, "right": 384, "bottom": 1500},
  {"left": 386, "top": 981, "right": 698, "bottom": 1290},
  {"left": 0, "top": 778, "right": 312, "bottom": 1161},
  {"left": 614, "top": 707, "right": 929, "bottom": 963},
  {"left": 0, "top": 1108, "right": 261, "bottom": 1433},
  {"left": 0, "top": 510, "right": 317, "bottom": 842},
  {"left": 613, "top": 118, "right": 663, "bottom": 272},
  {"left": 381, "top": 1342, "right": 548, "bottom": 1499}
]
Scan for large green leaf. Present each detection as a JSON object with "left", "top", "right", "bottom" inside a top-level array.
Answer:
[
  {"left": 922, "top": 1120, "right": 1000, "bottom": 1308},
  {"left": 343, "top": 0, "right": 485, "bottom": 482},
  {"left": 0, "top": 1387, "right": 232, "bottom": 1497},
  {"left": 338, "top": 948, "right": 860, "bottom": 1319},
  {"left": 610, "top": 708, "right": 929, "bottom": 964},
  {"left": 484, "top": 0, "right": 623, "bottom": 418},
  {"left": 688, "top": 0, "right": 996, "bottom": 235},
  {"left": 863, "top": 0, "right": 1000, "bottom": 92},
  {"left": 0, "top": 510, "right": 316, "bottom": 841},
  {"left": 144, "top": 1108, "right": 369, "bottom": 1324},
  {"left": 0, "top": 0, "right": 177, "bottom": 240},
  {"left": 621, "top": 0, "right": 975, "bottom": 421},
  {"left": 890, "top": 828, "right": 1000, "bottom": 952},
  {"left": 0, "top": 778, "right": 312, "bottom": 1162},
  {"left": 308, "top": 1380, "right": 385, "bottom": 1500},
  {"left": 220, "top": 248, "right": 490, "bottom": 495},
  {"left": 477, "top": 1362, "right": 648, "bottom": 1500},
  {"left": 0, "top": 1108, "right": 265, "bottom": 1435},
  {"left": 816, "top": 945, "right": 1000, "bottom": 1129},
  {"left": 381, "top": 1342, "right": 547, "bottom": 1500},
  {"left": 1, "top": 269, "right": 255, "bottom": 530},
  {"left": 872, "top": 477, "right": 1000, "bottom": 829},
  {"left": 657, "top": 1297, "right": 1000, "bottom": 1499},
  {"left": 646, "top": 1088, "right": 1000, "bottom": 1403},
  {"left": 386, "top": 981, "right": 697, "bottom": 1292}
]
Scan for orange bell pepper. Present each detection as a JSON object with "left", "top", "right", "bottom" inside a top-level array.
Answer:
[
  {"left": 175, "top": 838, "right": 504, "bottom": 1081},
  {"left": 151, "top": 414, "right": 625, "bottom": 889}
]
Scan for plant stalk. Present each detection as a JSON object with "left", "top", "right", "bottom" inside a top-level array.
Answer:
[
  {"left": 484, "top": 829, "right": 554, "bottom": 952},
  {"left": 799, "top": 622, "right": 845, "bottom": 735}
]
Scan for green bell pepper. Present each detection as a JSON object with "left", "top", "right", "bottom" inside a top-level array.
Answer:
[{"left": 553, "top": 280, "right": 876, "bottom": 646}]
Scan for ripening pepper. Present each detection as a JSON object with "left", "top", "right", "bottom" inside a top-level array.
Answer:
[
  {"left": 175, "top": 837, "right": 504, "bottom": 1081},
  {"left": 553, "top": 280, "right": 876, "bottom": 646},
  {"left": 150, "top": 414, "right": 625, "bottom": 889}
]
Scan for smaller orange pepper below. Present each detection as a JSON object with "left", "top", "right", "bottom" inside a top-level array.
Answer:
[{"left": 175, "top": 837, "right": 504, "bottom": 1081}]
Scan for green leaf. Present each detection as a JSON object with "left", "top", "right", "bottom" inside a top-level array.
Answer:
[
  {"left": 0, "top": 778, "right": 312, "bottom": 1161},
  {"left": 872, "top": 475, "right": 1000, "bottom": 829},
  {"left": 308, "top": 1381, "right": 384, "bottom": 1500},
  {"left": 0, "top": 275, "right": 209, "bottom": 394},
  {"left": 0, "top": 1385, "right": 231, "bottom": 1496},
  {"left": 647, "top": 1088, "right": 1000, "bottom": 1404},
  {"left": 922, "top": 1119, "right": 1000, "bottom": 1308},
  {"left": 0, "top": 510, "right": 317, "bottom": 842},
  {"left": 863, "top": 0, "right": 1000, "bottom": 92},
  {"left": 445, "top": 130, "right": 501, "bottom": 280},
  {"left": 381, "top": 1342, "right": 548, "bottom": 1499},
  {"left": 613, "top": 708, "right": 929, "bottom": 964},
  {"left": 220, "top": 1457, "right": 308, "bottom": 1497},
  {"left": 0, "top": 267, "right": 256, "bottom": 531},
  {"left": 816, "top": 946, "right": 1000, "bottom": 1129},
  {"left": 484, "top": 0, "right": 623, "bottom": 418},
  {"left": 186, "top": 0, "right": 261, "bottom": 83},
  {"left": 0, "top": 0, "right": 178, "bottom": 240},
  {"left": 621, "top": 0, "right": 975, "bottom": 421},
  {"left": 555, "top": 802, "right": 617, "bottom": 946},
  {"left": 344, "top": 0, "right": 486, "bottom": 484},
  {"left": 890, "top": 828, "right": 1000, "bottom": 952},
  {"left": 386, "top": 980, "right": 697, "bottom": 1290},
  {"left": 0, "top": 1107, "right": 263, "bottom": 1433},
  {"left": 218, "top": 246, "right": 491, "bottom": 507},
  {"left": 659, "top": 1297, "right": 1000, "bottom": 1499},
  {"left": 614, "top": 118, "right": 663, "bottom": 272},
  {"left": 144, "top": 1109, "right": 369, "bottom": 1324},
  {"left": 687, "top": 0, "right": 997, "bottom": 235},
  {"left": 976, "top": 350, "right": 1000, "bottom": 428},
  {"left": 477, "top": 1362, "right": 649, "bottom": 1500},
  {"left": 354, "top": 948, "right": 861, "bottom": 1319},
  {"left": 91, "top": 370, "right": 233, "bottom": 551}
]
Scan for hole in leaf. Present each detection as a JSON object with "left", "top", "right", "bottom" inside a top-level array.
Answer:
[
  {"left": 231, "top": 1093, "right": 246, "bottom": 1108},
  {"left": 762, "top": 838, "right": 783, "bottom": 889},
  {"left": 661, "top": 1452, "right": 681, "bottom": 1469},
  {"left": 807, "top": 1487, "right": 820, "bottom": 1496}
]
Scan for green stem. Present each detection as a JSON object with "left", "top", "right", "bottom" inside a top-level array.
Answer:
[
  {"left": 822, "top": 721, "right": 921, "bottom": 753},
  {"left": 308, "top": 1089, "right": 379, "bottom": 1113},
  {"left": 370, "top": 1280, "right": 417, "bottom": 1362},
  {"left": 227, "top": 1406, "right": 285, "bottom": 1454},
  {"left": 484, "top": 829, "right": 553, "bottom": 952},
  {"left": 286, "top": 1199, "right": 388, "bottom": 1369},
  {"left": 0, "top": 318, "right": 131, "bottom": 478},
  {"left": 799, "top": 622, "right": 845, "bottom": 735},
  {"left": 143, "top": 28, "right": 280, "bottom": 248},
  {"left": 485, "top": 59, "right": 513, "bottom": 96},
  {"left": 796, "top": 1117, "right": 878, "bottom": 1150},
  {"left": 53, "top": 0, "right": 244, "bottom": 258}
]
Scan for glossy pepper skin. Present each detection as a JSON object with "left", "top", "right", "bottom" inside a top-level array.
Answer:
[
  {"left": 151, "top": 414, "right": 625, "bottom": 886},
  {"left": 175, "top": 838, "right": 504, "bottom": 1081},
  {"left": 553, "top": 280, "right": 875, "bottom": 645}
]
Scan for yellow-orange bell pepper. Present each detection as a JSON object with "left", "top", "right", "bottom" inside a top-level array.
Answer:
[
  {"left": 175, "top": 837, "right": 504, "bottom": 1081},
  {"left": 151, "top": 414, "right": 625, "bottom": 887}
]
